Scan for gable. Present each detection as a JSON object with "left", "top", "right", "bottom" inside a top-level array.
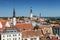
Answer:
[
  {"left": 0, "top": 22, "right": 2, "bottom": 28},
  {"left": 5, "top": 21, "right": 10, "bottom": 27}
]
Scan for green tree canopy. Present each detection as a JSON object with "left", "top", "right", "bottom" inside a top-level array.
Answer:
[{"left": 34, "top": 24, "right": 39, "bottom": 30}]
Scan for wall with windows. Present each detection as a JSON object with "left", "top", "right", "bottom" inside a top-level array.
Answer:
[
  {"left": 52, "top": 26, "right": 60, "bottom": 37},
  {"left": 1, "top": 32, "right": 22, "bottom": 40},
  {"left": 22, "top": 36, "right": 40, "bottom": 40}
]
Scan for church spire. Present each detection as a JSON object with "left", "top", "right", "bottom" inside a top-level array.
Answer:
[
  {"left": 30, "top": 7, "right": 33, "bottom": 20},
  {"left": 30, "top": 7, "right": 32, "bottom": 14},
  {"left": 12, "top": 8, "right": 16, "bottom": 26},
  {"left": 40, "top": 13, "right": 41, "bottom": 18},
  {"left": 13, "top": 8, "right": 15, "bottom": 17}
]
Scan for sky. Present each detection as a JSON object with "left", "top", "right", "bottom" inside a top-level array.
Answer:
[{"left": 0, "top": 0, "right": 60, "bottom": 17}]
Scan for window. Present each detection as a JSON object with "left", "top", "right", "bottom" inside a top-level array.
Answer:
[
  {"left": 31, "top": 38, "right": 33, "bottom": 40},
  {"left": 22, "top": 39, "right": 23, "bottom": 40},
  {"left": 3, "top": 39, "right": 5, "bottom": 40},
  {"left": 25, "top": 39, "right": 27, "bottom": 40},
  {"left": 7, "top": 35, "right": 11, "bottom": 37},
  {"left": 19, "top": 34, "right": 20, "bottom": 36},
  {"left": 15, "top": 34, "right": 17, "bottom": 36},
  {"left": 13, "top": 34, "right": 17, "bottom": 36},
  {"left": 7, "top": 38, "right": 11, "bottom": 40},
  {"left": 13, "top": 35, "right": 14, "bottom": 36},
  {"left": 19, "top": 38, "right": 20, "bottom": 40},
  {"left": 15, "top": 38, "right": 17, "bottom": 40},
  {"left": 3, "top": 35, "right": 5, "bottom": 38},
  {"left": 7, "top": 35, "right": 8, "bottom": 37},
  {"left": 31, "top": 38, "right": 36, "bottom": 40},
  {"left": 13, "top": 38, "right": 17, "bottom": 40},
  {"left": 13, "top": 38, "right": 14, "bottom": 40},
  {"left": 39, "top": 38, "right": 41, "bottom": 40},
  {"left": 9, "top": 35, "right": 11, "bottom": 37},
  {"left": 7, "top": 39, "right": 8, "bottom": 40},
  {"left": 34, "top": 38, "right": 36, "bottom": 40}
]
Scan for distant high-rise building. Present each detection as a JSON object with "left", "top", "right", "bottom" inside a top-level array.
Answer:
[
  {"left": 30, "top": 7, "right": 33, "bottom": 20},
  {"left": 12, "top": 8, "right": 16, "bottom": 26}
]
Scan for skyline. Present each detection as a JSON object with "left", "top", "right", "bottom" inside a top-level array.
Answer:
[{"left": 0, "top": 0, "right": 60, "bottom": 17}]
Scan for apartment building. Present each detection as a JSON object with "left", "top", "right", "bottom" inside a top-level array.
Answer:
[{"left": 0, "top": 27, "right": 22, "bottom": 40}]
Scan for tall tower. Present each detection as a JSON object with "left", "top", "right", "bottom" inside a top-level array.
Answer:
[
  {"left": 40, "top": 13, "right": 41, "bottom": 18},
  {"left": 12, "top": 8, "right": 16, "bottom": 26},
  {"left": 30, "top": 7, "right": 33, "bottom": 20}
]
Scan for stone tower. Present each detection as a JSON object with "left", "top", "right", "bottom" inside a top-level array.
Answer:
[{"left": 30, "top": 7, "right": 33, "bottom": 20}]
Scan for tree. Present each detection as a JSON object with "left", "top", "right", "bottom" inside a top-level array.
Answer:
[
  {"left": 3, "top": 17, "right": 8, "bottom": 20},
  {"left": 34, "top": 24, "right": 39, "bottom": 30},
  {"left": 20, "top": 16, "right": 24, "bottom": 20},
  {"left": 45, "top": 18, "right": 50, "bottom": 23}
]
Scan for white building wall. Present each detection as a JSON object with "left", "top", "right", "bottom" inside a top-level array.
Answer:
[
  {"left": 1, "top": 32, "right": 22, "bottom": 40},
  {"left": 12, "top": 18, "right": 16, "bottom": 26},
  {"left": 36, "top": 37, "right": 40, "bottom": 40},
  {"left": 23, "top": 36, "right": 40, "bottom": 40},
  {"left": 27, "top": 38, "right": 30, "bottom": 40},
  {"left": 30, "top": 13, "right": 33, "bottom": 19},
  {"left": 5, "top": 21, "right": 10, "bottom": 27},
  {"left": 0, "top": 22, "right": 2, "bottom": 28}
]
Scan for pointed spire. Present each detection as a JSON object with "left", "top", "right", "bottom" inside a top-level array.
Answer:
[
  {"left": 30, "top": 7, "right": 32, "bottom": 13},
  {"left": 12, "top": 8, "right": 16, "bottom": 26},
  {"left": 30, "top": 7, "right": 33, "bottom": 21},
  {"left": 40, "top": 13, "right": 41, "bottom": 18},
  {"left": 13, "top": 8, "right": 15, "bottom": 17}
]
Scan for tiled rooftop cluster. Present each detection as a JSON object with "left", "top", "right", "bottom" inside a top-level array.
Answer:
[
  {"left": 0, "top": 8, "right": 60, "bottom": 40},
  {"left": 0, "top": 18, "right": 60, "bottom": 40}
]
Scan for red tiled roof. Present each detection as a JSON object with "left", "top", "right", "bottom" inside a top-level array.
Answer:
[
  {"left": 51, "top": 36, "right": 58, "bottom": 40},
  {"left": 38, "top": 18, "right": 44, "bottom": 22},
  {"left": 0, "top": 18, "right": 3, "bottom": 20},
  {"left": 39, "top": 26, "right": 52, "bottom": 34},
  {"left": 22, "top": 29, "right": 42, "bottom": 38},
  {"left": 16, "top": 23, "right": 34, "bottom": 31}
]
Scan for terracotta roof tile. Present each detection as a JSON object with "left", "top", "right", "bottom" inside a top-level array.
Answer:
[
  {"left": 51, "top": 36, "right": 58, "bottom": 40},
  {"left": 16, "top": 23, "right": 33, "bottom": 31},
  {"left": 22, "top": 29, "right": 43, "bottom": 38}
]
